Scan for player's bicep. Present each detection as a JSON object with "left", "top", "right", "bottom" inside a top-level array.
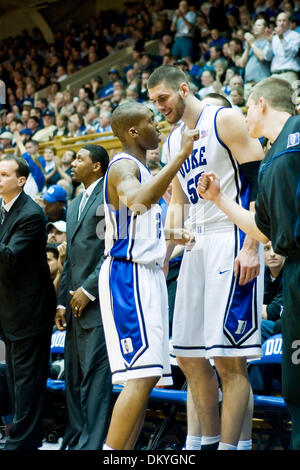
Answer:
[{"left": 109, "top": 159, "right": 141, "bottom": 210}]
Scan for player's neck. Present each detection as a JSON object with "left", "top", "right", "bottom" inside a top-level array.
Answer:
[
  {"left": 122, "top": 144, "right": 146, "bottom": 166},
  {"left": 182, "top": 95, "right": 204, "bottom": 129},
  {"left": 265, "top": 111, "right": 291, "bottom": 144}
]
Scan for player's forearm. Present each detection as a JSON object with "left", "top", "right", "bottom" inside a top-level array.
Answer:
[
  {"left": 131, "top": 151, "right": 189, "bottom": 210},
  {"left": 214, "top": 192, "right": 268, "bottom": 243},
  {"left": 242, "top": 201, "right": 260, "bottom": 251}
]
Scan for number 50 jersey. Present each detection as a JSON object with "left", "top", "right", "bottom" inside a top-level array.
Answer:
[
  {"left": 168, "top": 105, "right": 251, "bottom": 232},
  {"left": 103, "top": 152, "right": 166, "bottom": 268}
]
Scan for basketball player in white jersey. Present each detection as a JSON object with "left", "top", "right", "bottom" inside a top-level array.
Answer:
[
  {"left": 99, "top": 101, "right": 198, "bottom": 450},
  {"left": 148, "top": 66, "right": 265, "bottom": 450}
]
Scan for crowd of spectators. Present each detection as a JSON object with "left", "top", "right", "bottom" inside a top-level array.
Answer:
[{"left": 1, "top": 1, "right": 300, "bottom": 153}]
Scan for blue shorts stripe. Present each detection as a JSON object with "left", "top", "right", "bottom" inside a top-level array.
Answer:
[{"left": 109, "top": 260, "right": 147, "bottom": 367}]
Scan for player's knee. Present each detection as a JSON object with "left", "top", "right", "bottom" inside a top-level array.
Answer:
[
  {"left": 126, "top": 376, "right": 160, "bottom": 394},
  {"left": 214, "top": 357, "right": 248, "bottom": 384}
]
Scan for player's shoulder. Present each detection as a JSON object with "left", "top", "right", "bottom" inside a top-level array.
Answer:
[
  {"left": 216, "top": 106, "right": 247, "bottom": 138},
  {"left": 108, "top": 152, "right": 141, "bottom": 179}
]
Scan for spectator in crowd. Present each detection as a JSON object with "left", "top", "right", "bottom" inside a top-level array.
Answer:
[
  {"left": 44, "top": 146, "right": 60, "bottom": 187},
  {"left": 14, "top": 133, "right": 45, "bottom": 199},
  {"left": 46, "top": 241, "right": 66, "bottom": 295},
  {"left": 47, "top": 220, "right": 67, "bottom": 245},
  {"left": 85, "top": 106, "right": 100, "bottom": 133},
  {"left": 229, "top": 86, "right": 246, "bottom": 111},
  {"left": 42, "top": 184, "right": 67, "bottom": 223},
  {"left": 95, "top": 110, "right": 113, "bottom": 133},
  {"left": 55, "top": 144, "right": 112, "bottom": 450},
  {"left": 197, "top": 69, "right": 219, "bottom": 99},
  {"left": 170, "top": 0, "right": 197, "bottom": 60},
  {"left": 26, "top": 115, "right": 40, "bottom": 137},
  {"left": 264, "top": 11, "right": 300, "bottom": 83},
  {"left": 98, "top": 68, "right": 122, "bottom": 101},
  {"left": 0, "top": 155, "right": 56, "bottom": 450},
  {"left": 237, "top": 17, "right": 271, "bottom": 100},
  {"left": 33, "top": 109, "right": 57, "bottom": 143},
  {"left": 261, "top": 241, "right": 285, "bottom": 342},
  {"left": 0, "top": 131, "right": 14, "bottom": 151},
  {"left": 226, "top": 73, "right": 244, "bottom": 97},
  {"left": 67, "top": 112, "right": 87, "bottom": 137},
  {"left": 60, "top": 90, "right": 75, "bottom": 117},
  {"left": 46, "top": 243, "right": 60, "bottom": 282},
  {"left": 0, "top": 80, "right": 5, "bottom": 105},
  {"left": 53, "top": 114, "right": 69, "bottom": 137},
  {"left": 228, "top": 37, "right": 244, "bottom": 71},
  {"left": 59, "top": 149, "right": 76, "bottom": 184}
]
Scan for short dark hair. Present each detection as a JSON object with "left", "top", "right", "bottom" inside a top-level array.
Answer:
[
  {"left": 82, "top": 144, "right": 109, "bottom": 175},
  {"left": 204, "top": 93, "right": 232, "bottom": 108},
  {"left": 46, "top": 243, "right": 59, "bottom": 259},
  {"left": 26, "top": 139, "right": 39, "bottom": 147},
  {"left": 2, "top": 155, "right": 30, "bottom": 179}
]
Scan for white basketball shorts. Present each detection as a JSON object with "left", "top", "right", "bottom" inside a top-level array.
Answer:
[
  {"left": 171, "top": 228, "right": 264, "bottom": 359},
  {"left": 99, "top": 257, "right": 173, "bottom": 386}
]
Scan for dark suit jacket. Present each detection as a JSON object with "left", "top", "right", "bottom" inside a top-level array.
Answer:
[
  {"left": 58, "top": 178, "right": 106, "bottom": 329},
  {"left": 0, "top": 191, "right": 56, "bottom": 341}
]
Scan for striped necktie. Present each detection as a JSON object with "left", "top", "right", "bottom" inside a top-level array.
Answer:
[
  {"left": 0, "top": 205, "right": 7, "bottom": 224},
  {"left": 78, "top": 191, "right": 88, "bottom": 220}
]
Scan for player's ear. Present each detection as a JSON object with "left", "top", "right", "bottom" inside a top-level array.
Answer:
[
  {"left": 179, "top": 82, "right": 189, "bottom": 98},
  {"left": 258, "top": 96, "right": 267, "bottom": 113},
  {"left": 128, "top": 127, "right": 138, "bottom": 138}
]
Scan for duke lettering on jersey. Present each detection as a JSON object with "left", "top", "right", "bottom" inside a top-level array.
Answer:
[
  {"left": 168, "top": 104, "right": 252, "bottom": 226},
  {"left": 179, "top": 146, "right": 207, "bottom": 178}
]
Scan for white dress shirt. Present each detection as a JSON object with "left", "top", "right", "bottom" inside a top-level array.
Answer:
[{"left": 264, "top": 29, "right": 300, "bottom": 73}]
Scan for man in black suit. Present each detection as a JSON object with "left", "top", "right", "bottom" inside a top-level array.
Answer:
[
  {"left": 55, "top": 144, "right": 112, "bottom": 450},
  {"left": 0, "top": 155, "right": 56, "bottom": 450}
]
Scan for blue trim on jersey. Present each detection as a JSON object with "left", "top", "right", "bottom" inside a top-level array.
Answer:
[
  {"left": 213, "top": 109, "right": 241, "bottom": 207},
  {"left": 109, "top": 208, "right": 134, "bottom": 260},
  {"left": 104, "top": 154, "right": 143, "bottom": 207},
  {"left": 109, "top": 259, "right": 148, "bottom": 368},
  {"left": 259, "top": 148, "right": 300, "bottom": 174},
  {"left": 194, "top": 104, "right": 210, "bottom": 130},
  {"left": 213, "top": 108, "right": 251, "bottom": 249}
]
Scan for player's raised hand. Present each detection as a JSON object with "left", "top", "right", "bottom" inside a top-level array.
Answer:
[
  {"left": 168, "top": 228, "right": 195, "bottom": 248},
  {"left": 180, "top": 127, "right": 199, "bottom": 157},
  {"left": 197, "top": 171, "right": 220, "bottom": 201}
]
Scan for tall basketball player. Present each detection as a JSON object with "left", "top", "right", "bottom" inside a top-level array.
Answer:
[{"left": 148, "top": 65, "right": 265, "bottom": 450}]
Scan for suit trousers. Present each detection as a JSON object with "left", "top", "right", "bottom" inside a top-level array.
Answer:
[
  {"left": 62, "top": 316, "right": 112, "bottom": 450},
  {"left": 3, "top": 330, "right": 52, "bottom": 450}
]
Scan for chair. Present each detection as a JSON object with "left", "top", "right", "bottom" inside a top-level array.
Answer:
[{"left": 44, "top": 329, "right": 67, "bottom": 443}]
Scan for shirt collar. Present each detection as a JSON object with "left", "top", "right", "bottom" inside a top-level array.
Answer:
[
  {"left": 84, "top": 177, "right": 102, "bottom": 197},
  {"left": 2, "top": 192, "right": 22, "bottom": 212}
]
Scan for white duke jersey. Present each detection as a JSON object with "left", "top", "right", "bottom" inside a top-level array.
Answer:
[
  {"left": 103, "top": 152, "right": 166, "bottom": 267},
  {"left": 168, "top": 104, "right": 251, "bottom": 232}
]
